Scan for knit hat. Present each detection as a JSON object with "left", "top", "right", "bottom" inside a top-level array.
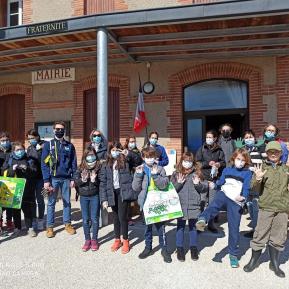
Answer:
[{"left": 265, "top": 141, "right": 282, "bottom": 152}]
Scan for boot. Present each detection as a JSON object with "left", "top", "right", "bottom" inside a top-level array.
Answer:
[
  {"left": 243, "top": 249, "right": 262, "bottom": 272},
  {"left": 161, "top": 248, "right": 172, "bottom": 263},
  {"left": 268, "top": 245, "right": 285, "bottom": 278},
  {"left": 208, "top": 219, "right": 218, "bottom": 234},
  {"left": 138, "top": 247, "right": 153, "bottom": 259},
  {"left": 176, "top": 247, "right": 185, "bottom": 262},
  {"left": 111, "top": 238, "right": 122, "bottom": 252},
  {"left": 82, "top": 240, "right": 91, "bottom": 252},
  {"left": 91, "top": 240, "right": 99, "bottom": 251},
  {"left": 121, "top": 239, "right": 130, "bottom": 254},
  {"left": 65, "top": 224, "right": 76, "bottom": 235},
  {"left": 46, "top": 227, "right": 55, "bottom": 238},
  {"left": 190, "top": 246, "right": 199, "bottom": 261}
]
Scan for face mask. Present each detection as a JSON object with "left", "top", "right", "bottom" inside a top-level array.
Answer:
[
  {"left": 92, "top": 136, "right": 102, "bottom": 144},
  {"left": 182, "top": 161, "right": 193, "bottom": 169},
  {"left": 222, "top": 130, "right": 231, "bottom": 138},
  {"left": 55, "top": 129, "right": 65, "bottom": 139},
  {"left": 86, "top": 155, "right": 97, "bottom": 163},
  {"left": 111, "top": 151, "right": 120, "bottom": 159},
  {"left": 87, "top": 161, "right": 96, "bottom": 169},
  {"left": 29, "top": 139, "right": 38, "bottom": 147},
  {"left": 206, "top": 138, "right": 214, "bottom": 146},
  {"left": 244, "top": 138, "right": 255, "bottom": 147},
  {"left": 0, "top": 140, "right": 11, "bottom": 150},
  {"left": 149, "top": 138, "right": 157, "bottom": 146},
  {"left": 235, "top": 159, "right": 245, "bottom": 169},
  {"left": 264, "top": 131, "right": 275, "bottom": 141},
  {"left": 14, "top": 150, "right": 25, "bottom": 159},
  {"left": 128, "top": 142, "right": 136, "bottom": 150},
  {"left": 145, "top": 158, "right": 155, "bottom": 166}
]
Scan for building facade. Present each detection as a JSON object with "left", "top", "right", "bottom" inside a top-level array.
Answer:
[{"left": 0, "top": 0, "right": 289, "bottom": 162}]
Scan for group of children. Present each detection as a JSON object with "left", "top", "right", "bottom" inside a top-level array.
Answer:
[{"left": 0, "top": 124, "right": 288, "bottom": 279}]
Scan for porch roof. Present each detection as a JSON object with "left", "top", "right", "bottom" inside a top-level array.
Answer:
[{"left": 0, "top": 0, "right": 289, "bottom": 75}]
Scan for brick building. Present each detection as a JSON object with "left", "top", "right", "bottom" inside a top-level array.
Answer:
[{"left": 0, "top": 0, "right": 289, "bottom": 162}]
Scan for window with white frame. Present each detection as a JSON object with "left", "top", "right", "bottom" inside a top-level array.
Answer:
[{"left": 7, "top": 0, "right": 22, "bottom": 27}]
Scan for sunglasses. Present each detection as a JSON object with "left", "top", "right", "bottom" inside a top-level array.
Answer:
[
  {"left": 93, "top": 134, "right": 101, "bottom": 137},
  {"left": 55, "top": 128, "right": 65, "bottom": 131}
]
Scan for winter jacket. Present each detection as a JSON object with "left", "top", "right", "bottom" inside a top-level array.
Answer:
[
  {"left": 99, "top": 161, "right": 138, "bottom": 206},
  {"left": 132, "top": 165, "right": 169, "bottom": 210},
  {"left": 251, "top": 161, "right": 289, "bottom": 213},
  {"left": 41, "top": 138, "right": 77, "bottom": 182},
  {"left": 126, "top": 149, "right": 143, "bottom": 172},
  {"left": 171, "top": 171, "right": 207, "bottom": 220},
  {"left": 1, "top": 153, "right": 37, "bottom": 202},
  {"left": 218, "top": 136, "right": 236, "bottom": 166},
  {"left": 88, "top": 141, "right": 108, "bottom": 162},
  {"left": 74, "top": 168, "right": 100, "bottom": 197},
  {"left": 145, "top": 144, "right": 169, "bottom": 167},
  {"left": 0, "top": 147, "right": 11, "bottom": 173},
  {"left": 195, "top": 143, "right": 226, "bottom": 181},
  {"left": 26, "top": 140, "right": 45, "bottom": 180}
]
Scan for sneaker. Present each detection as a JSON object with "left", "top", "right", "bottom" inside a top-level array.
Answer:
[
  {"left": 176, "top": 247, "right": 185, "bottom": 262},
  {"left": 91, "top": 240, "right": 99, "bottom": 251},
  {"left": 138, "top": 247, "right": 153, "bottom": 259},
  {"left": 46, "top": 227, "right": 55, "bottom": 238},
  {"left": 82, "top": 240, "right": 91, "bottom": 252},
  {"left": 190, "top": 246, "right": 199, "bottom": 261},
  {"left": 37, "top": 219, "right": 45, "bottom": 231},
  {"left": 161, "top": 248, "right": 172, "bottom": 263},
  {"left": 229, "top": 255, "right": 239, "bottom": 268},
  {"left": 196, "top": 219, "right": 207, "bottom": 231},
  {"left": 6, "top": 220, "right": 14, "bottom": 231},
  {"left": 29, "top": 228, "right": 37, "bottom": 237},
  {"left": 65, "top": 224, "right": 76, "bottom": 235}
]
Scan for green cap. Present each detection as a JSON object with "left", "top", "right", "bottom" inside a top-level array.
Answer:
[{"left": 265, "top": 141, "right": 282, "bottom": 152}]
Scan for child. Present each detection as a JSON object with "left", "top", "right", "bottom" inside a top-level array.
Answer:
[
  {"left": 74, "top": 147, "right": 101, "bottom": 252},
  {"left": 132, "top": 147, "right": 171, "bottom": 263},
  {"left": 99, "top": 141, "right": 139, "bottom": 254},
  {"left": 171, "top": 152, "right": 207, "bottom": 262},
  {"left": 196, "top": 148, "right": 252, "bottom": 268},
  {"left": 1, "top": 142, "right": 37, "bottom": 236},
  {"left": 244, "top": 141, "right": 289, "bottom": 278}
]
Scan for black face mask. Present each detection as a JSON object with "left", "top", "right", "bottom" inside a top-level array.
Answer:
[
  {"left": 222, "top": 130, "right": 231, "bottom": 138},
  {"left": 55, "top": 130, "right": 65, "bottom": 139}
]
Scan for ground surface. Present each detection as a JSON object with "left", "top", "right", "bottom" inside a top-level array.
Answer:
[{"left": 0, "top": 200, "right": 288, "bottom": 289}]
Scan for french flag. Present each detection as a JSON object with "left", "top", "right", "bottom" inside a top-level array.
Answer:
[{"left": 133, "top": 80, "right": 148, "bottom": 133}]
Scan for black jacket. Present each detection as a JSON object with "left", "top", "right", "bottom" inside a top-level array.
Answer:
[
  {"left": 74, "top": 168, "right": 100, "bottom": 197},
  {"left": 26, "top": 140, "right": 45, "bottom": 179},
  {"left": 126, "top": 149, "right": 143, "bottom": 172},
  {"left": 0, "top": 148, "right": 11, "bottom": 173},
  {"left": 1, "top": 154, "right": 37, "bottom": 201},
  {"left": 195, "top": 143, "right": 226, "bottom": 181},
  {"left": 88, "top": 141, "right": 108, "bottom": 161}
]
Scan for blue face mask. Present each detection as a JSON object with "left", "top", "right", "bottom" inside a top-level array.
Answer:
[
  {"left": 14, "top": 150, "right": 25, "bottom": 159},
  {"left": 128, "top": 142, "right": 136, "bottom": 150},
  {"left": 149, "top": 138, "right": 157, "bottom": 146},
  {"left": 92, "top": 136, "right": 102, "bottom": 144},
  {"left": 264, "top": 131, "right": 275, "bottom": 141},
  {"left": 244, "top": 138, "right": 255, "bottom": 147},
  {"left": 111, "top": 151, "right": 120, "bottom": 159},
  {"left": 0, "top": 141, "right": 11, "bottom": 150},
  {"left": 86, "top": 155, "right": 97, "bottom": 163},
  {"left": 29, "top": 139, "right": 38, "bottom": 147}
]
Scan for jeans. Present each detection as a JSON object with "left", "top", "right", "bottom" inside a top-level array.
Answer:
[
  {"left": 145, "top": 222, "right": 166, "bottom": 250},
  {"left": 47, "top": 178, "right": 71, "bottom": 227},
  {"left": 247, "top": 197, "right": 259, "bottom": 230},
  {"left": 176, "top": 218, "right": 198, "bottom": 248},
  {"left": 80, "top": 195, "right": 100, "bottom": 241},
  {"left": 35, "top": 179, "right": 45, "bottom": 219},
  {"left": 199, "top": 191, "right": 243, "bottom": 256}
]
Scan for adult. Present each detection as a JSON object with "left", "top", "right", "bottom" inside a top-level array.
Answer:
[
  {"left": 88, "top": 129, "right": 108, "bottom": 162},
  {"left": 26, "top": 129, "right": 46, "bottom": 231},
  {"left": 144, "top": 131, "right": 169, "bottom": 167},
  {"left": 41, "top": 121, "right": 77, "bottom": 238},
  {"left": 123, "top": 135, "right": 143, "bottom": 171},
  {"left": 218, "top": 123, "right": 236, "bottom": 167},
  {"left": 195, "top": 129, "right": 226, "bottom": 233},
  {"left": 260, "top": 123, "right": 288, "bottom": 164}
]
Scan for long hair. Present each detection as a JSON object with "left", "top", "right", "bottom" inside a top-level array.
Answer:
[
  {"left": 123, "top": 135, "right": 139, "bottom": 152},
  {"left": 176, "top": 152, "right": 203, "bottom": 180},
  {"left": 107, "top": 141, "right": 126, "bottom": 169},
  {"left": 79, "top": 147, "right": 100, "bottom": 171},
  {"left": 230, "top": 148, "right": 251, "bottom": 168}
]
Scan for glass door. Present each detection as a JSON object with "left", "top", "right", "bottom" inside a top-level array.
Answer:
[{"left": 186, "top": 118, "right": 203, "bottom": 153}]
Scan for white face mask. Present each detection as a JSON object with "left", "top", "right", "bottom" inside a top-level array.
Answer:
[
  {"left": 87, "top": 161, "right": 96, "bottom": 169},
  {"left": 145, "top": 158, "right": 155, "bottom": 166},
  {"left": 182, "top": 161, "right": 193, "bottom": 169},
  {"left": 235, "top": 159, "right": 245, "bottom": 169},
  {"left": 206, "top": 138, "right": 214, "bottom": 146}
]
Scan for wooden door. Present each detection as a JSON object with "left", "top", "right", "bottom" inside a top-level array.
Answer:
[{"left": 0, "top": 94, "right": 25, "bottom": 141}]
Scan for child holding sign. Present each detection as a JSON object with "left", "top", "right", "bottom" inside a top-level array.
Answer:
[
  {"left": 2, "top": 142, "right": 37, "bottom": 237},
  {"left": 132, "top": 147, "right": 171, "bottom": 263}
]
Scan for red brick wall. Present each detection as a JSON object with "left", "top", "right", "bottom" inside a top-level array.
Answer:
[
  {"left": 23, "top": 0, "right": 32, "bottom": 24},
  {"left": 72, "top": 0, "right": 85, "bottom": 16},
  {"left": 178, "top": 0, "right": 220, "bottom": 4}
]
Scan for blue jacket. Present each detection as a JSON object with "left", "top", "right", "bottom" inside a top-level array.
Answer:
[
  {"left": 41, "top": 139, "right": 77, "bottom": 182},
  {"left": 216, "top": 166, "right": 252, "bottom": 199},
  {"left": 151, "top": 144, "right": 169, "bottom": 167}
]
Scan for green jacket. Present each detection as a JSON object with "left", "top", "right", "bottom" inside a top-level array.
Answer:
[{"left": 251, "top": 162, "right": 289, "bottom": 213}]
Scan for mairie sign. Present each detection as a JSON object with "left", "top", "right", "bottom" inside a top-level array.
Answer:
[
  {"left": 32, "top": 68, "right": 75, "bottom": 84},
  {"left": 26, "top": 21, "right": 68, "bottom": 36}
]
